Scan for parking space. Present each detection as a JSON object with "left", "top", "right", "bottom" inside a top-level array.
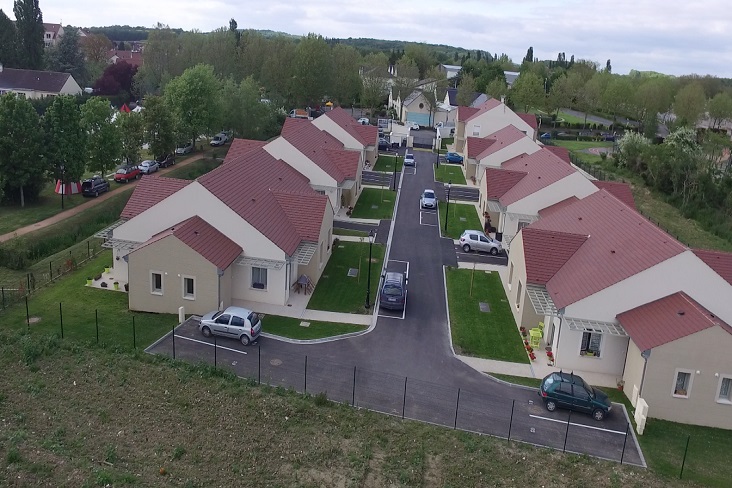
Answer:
[
  {"left": 454, "top": 243, "right": 508, "bottom": 266},
  {"left": 377, "top": 259, "right": 409, "bottom": 320},
  {"left": 419, "top": 209, "right": 438, "bottom": 226},
  {"left": 403, "top": 166, "right": 416, "bottom": 176}
]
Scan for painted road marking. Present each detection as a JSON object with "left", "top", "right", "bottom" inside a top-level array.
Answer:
[
  {"left": 174, "top": 334, "right": 248, "bottom": 355},
  {"left": 419, "top": 210, "right": 438, "bottom": 227},
  {"left": 529, "top": 414, "right": 626, "bottom": 435}
]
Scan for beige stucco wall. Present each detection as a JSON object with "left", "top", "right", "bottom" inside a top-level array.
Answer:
[
  {"left": 468, "top": 107, "right": 537, "bottom": 140},
  {"left": 554, "top": 325, "right": 630, "bottom": 376},
  {"left": 503, "top": 232, "right": 533, "bottom": 329},
  {"left": 231, "top": 262, "right": 288, "bottom": 306},
  {"left": 60, "top": 76, "right": 82, "bottom": 95},
  {"left": 299, "top": 202, "right": 334, "bottom": 284},
  {"left": 640, "top": 327, "right": 732, "bottom": 429},
  {"left": 623, "top": 340, "right": 646, "bottom": 407},
  {"left": 312, "top": 116, "right": 362, "bottom": 150},
  {"left": 403, "top": 92, "right": 432, "bottom": 123},
  {"left": 128, "top": 235, "right": 220, "bottom": 315},
  {"left": 477, "top": 138, "right": 540, "bottom": 173},
  {"left": 219, "top": 266, "right": 233, "bottom": 310}
]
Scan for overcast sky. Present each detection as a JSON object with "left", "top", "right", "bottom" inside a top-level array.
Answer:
[{"left": 3, "top": 0, "right": 730, "bottom": 77}]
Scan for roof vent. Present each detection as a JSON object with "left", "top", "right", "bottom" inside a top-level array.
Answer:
[
  {"left": 677, "top": 310, "right": 685, "bottom": 316},
  {"left": 194, "top": 231, "right": 199, "bottom": 236},
  {"left": 251, "top": 198, "right": 256, "bottom": 203},
  {"left": 578, "top": 217, "right": 582, "bottom": 221},
  {"left": 610, "top": 250, "right": 615, "bottom": 254}
]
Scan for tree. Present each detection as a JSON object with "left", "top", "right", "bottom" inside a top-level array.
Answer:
[
  {"left": 546, "top": 75, "right": 572, "bottom": 117},
  {"left": 673, "top": 82, "right": 706, "bottom": 127},
  {"left": 456, "top": 73, "right": 477, "bottom": 106},
  {"left": 404, "top": 43, "right": 434, "bottom": 79},
  {"left": 45, "top": 28, "right": 87, "bottom": 85},
  {"left": 421, "top": 67, "right": 448, "bottom": 126},
  {"left": 291, "top": 34, "right": 331, "bottom": 107},
  {"left": 329, "top": 44, "right": 362, "bottom": 105},
  {"left": 229, "top": 18, "right": 241, "bottom": 46},
  {"left": 117, "top": 111, "right": 144, "bottom": 165},
  {"left": 259, "top": 37, "right": 296, "bottom": 102},
  {"left": 81, "top": 33, "right": 114, "bottom": 84},
  {"left": 605, "top": 59, "right": 612, "bottom": 74},
  {"left": 94, "top": 60, "right": 138, "bottom": 103},
  {"left": 81, "top": 96, "right": 121, "bottom": 176},
  {"left": 601, "top": 76, "right": 632, "bottom": 121},
  {"left": 13, "top": 0, "right": 45, "bottom": 70},
  {"left": 485, "top": 77, "right": 508, "bottom": 101},
  {"left": 522, "top": 46, "right": 534, "bottom": 65},
  {"left": 164, "top": 64, "right": 221, "bottom": 147},
  {"left": 141, "top": 96, "right": 176, "bottom": 159},
  {"left": 44, "top": 95, "right": 86, "bottom": 184},
  {"left": 220, "top": 77, "right": 280, "bottom": 140},
  {"left": 509, "top": 72, "right": 543, "bottom": 112},
  {"left": 0, "top": 9, "right": 19, "bottom": 68},
  {"left": 707, "top": 92, "right": 732, "bottom": 130},
  {"left": 391, "top": 57, "right": 420, "bottom": 120},
  {"left": 0, "top": 93, "right": 46, "bottom": 205}
]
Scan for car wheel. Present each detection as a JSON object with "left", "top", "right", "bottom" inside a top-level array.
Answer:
[
  {"left": 592, "top": 409, "right": 606, "bottom": 421},
  {"left": 94, "top": 191, "right": 99, "bottom": 197},
  {"left": 136, "top": 173, "right": 141, "bottom": 179},
  {"left": 201, "top": 326, "right": 212, "bottom": 338},
  {"left": 545, "top": 399, "right": 557, "bottom": 412},
  {"left": 240, "top": 335, "right": 251, "bottom": 346},
  {"left": 490, "top": 248, "right": 498, "bottom": 256},
  {"left": 462, "top": 244, "right": 471, "bottom": 253}
]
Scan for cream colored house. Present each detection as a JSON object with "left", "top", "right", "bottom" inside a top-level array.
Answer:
[
  {"left": 464, "top": 125, "right": 540, "bottom": 182},
  {"left": 43, "top": 23, "right": 64, "bottom": 47},
  {"left": 0, "top": 66, "right": 81, "bottom": 99},
  {"left": 107, "top": 148, "right": 334, "bottom": 315},
  {"left": 455, "top": 98, "right": 538, "bottom": 153},
  {"left": 312, "top": 107, "right": 378, "bottom": 168}
]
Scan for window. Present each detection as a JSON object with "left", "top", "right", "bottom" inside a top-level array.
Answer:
[
  {"left": 215, "top": 314, "right": 230, "bottom": 325},
  {"left": 508, "top": 262, "right": 514, "bottom": 289},
  {"left": 573, "top": 386, "right": 590, "bottom": 401},
  {"left": 230, "top": 315, "right": 245, "bottom": 327},
  {"left": 515, "top": 281, "right": 522, "bottom": 309},
  {"left": 182, "top": 276, "right": 195, "bottom": 300},
  {"left": 672, "top": 369, "right": 693, "bottom": 398},
  {"left": 716, "top": 376, "right": 732, "bottom": 404},
  {"left": 471, "top": 125, "right": 481, "bottom": 136},
  {"left": 580, "top": 332, "right": 601, "bottom": 357},
  {"left": 150, "top": 272, "right": 163, "bottom": 295},
  {"left": 252, "top": 267, "right": 267, "bottom": 290}
]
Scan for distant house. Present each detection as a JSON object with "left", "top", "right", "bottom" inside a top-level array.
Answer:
[
  {"left": 0, "top": 65, "right": 82, "bottom": 99},
  {"left": 438, "top": 64, "right": 462, "bottom": 79},
  {"left": 504, "top": 71, "right": 520, "bottom": 88},
  {"left": 108, "top": 50, "right": 144, "bottom": 68},
  {"left": 455, "top": 98, "right": 539, "bottom": 153},
  {"left": 43, "top": 23, "right": 64, "bottom": 47}
]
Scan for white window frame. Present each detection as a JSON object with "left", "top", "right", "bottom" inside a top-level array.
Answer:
[
  {"left": 515, "top": 281, "right": 522, "bottom": 309},
  {"left": 672, "top": 368, "right": 694, "bottom": 399},
  {"left": 580, "top": 331, "right": 602, "bottom": 358},
  {"left": 251, "top": 267, "right": 267, "bottom": 290},
  {"left": 471, "top": 124, "right": 481, "bottom": 137},
  {"left": 182, "top": 275, "right": 195, "bottom": 301},
  {"left": 508, "top": 262, "right": 514, "bottom": 289},
  {"left": 150, "top": 271, "right": 163, "bottom": 295},
  {"left": 716, "top": 375, "right": 732, "bottom": 405}
]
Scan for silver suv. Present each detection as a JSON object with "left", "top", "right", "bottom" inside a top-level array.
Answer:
[
  {"left": 199, "top": 306, "right": 262, "bottom": 345},
  {"left": 459, "top": 230, "right": 503, "bottom": 255}
]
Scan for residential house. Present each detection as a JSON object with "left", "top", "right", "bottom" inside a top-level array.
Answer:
[
  {"left": 312, "top": 106, "right": 378, "bottom": 167},
  {"left": 264, "top": 118, "right": 363, "bottom": 210},
  {"left": 438, "top": 64, "right": 462, "bottom": 80},
  {"left": 455, "top": 98, "right": 538, "bottom": 153},
  {"left": 108, "top": 50, "right": 144, "bottom": 68},
  {"left": 109, "top": 149, "right": 334, "bottom": 315},
  {"left": 43, "top": 23, "right": 64, "bottom": 47},
  {"left": 0, "top": 66, "right": 82, "bottom": 98},
  {"left": 465, "top": 125, "right": 540, "bottom": 182},
  {"left": 504, "top": 71, "right": 520, "bottom": 88}
]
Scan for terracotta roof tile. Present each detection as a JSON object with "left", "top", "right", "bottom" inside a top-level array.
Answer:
[
  {"left": 108, "top": 50, "right": 143, "bottom": 67},
  {"left": 473, "top": 125, "right": 534, "bottom": 161},
  {"left": 279, "top": 118, "right": 349, "bottom": 182},
  {"left": 543, "top": 145, "right": 571, "bottom": 164},
  {"left": 225, "top": 139, "right": 267, "bottom": 163},
  {"left": 466, "top": 98, "right": 502, "bottom": 121},
  {"left": 499, "top": 148, "right": 576, "bottom": 206},
  {"left": 538, "top": 196, "right": 579, "bottom": 217},
  {"left": 457, "top": 106, "right": 480, "bottom": 122},
  {"left": 483, "top": 167, "right": 526, "bottom": 199},
  {"left": 530, "top": 190, "right": 687, "bottom": 308},
  {"left": 120, "top": 176, "right": 192, "bottom": 219},
  {"left": 467, "top": 137, "right": 495, "bottom": 159},
  {"left": 172, "top": 216, "right": 242, "bottom": 269},
  {"left": 692, "top": 249, "right": 732, "bottom": 286},
  {"left": 325, "top": 107, "right": 377, "bottom": 146},
  {"left": 516, "top": 113, "right": 538, "bottom": 130},
  {"left": 592, "top": 180, "right": 636, "bottom": 209},
  {"left": 0, "top": 68, "right": 73, "bottom": 93},
  {"left": 617, "top": 292, "right": 732, "bottom": 350},
  {"left": 522, "top": 228, "right": 588, "bottom": 285},
  {"left": 323, "top": 148, "right": 360, "bottom": 179}
]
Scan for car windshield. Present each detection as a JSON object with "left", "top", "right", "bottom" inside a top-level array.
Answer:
[
  {"left": 424, "top": 191, "right": 434, "bottom": 199},
  {"left": 382, "top": 284, "right": 402, "bottom": 296},
  {"left": 116, "top": 168, "right": 126, "bottom": 174},
  {"left": 211, "top": 311, "right": 223, "bottom": 320},
  {"left": 406, "top": 154, "right": 414, "bottom": 159}
]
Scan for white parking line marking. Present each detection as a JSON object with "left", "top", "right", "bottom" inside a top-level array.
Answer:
[
  {"left": 419, "top": 210, "right": 438, "bottom": 227},
  {"left": 174, "top": 334, "right": 248, "bottom": 354},
  {"left": 529, "top": 414, "right": 626, "bottom": 434}
]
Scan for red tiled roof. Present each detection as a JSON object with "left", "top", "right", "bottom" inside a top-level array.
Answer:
[
  {"left": 473, "top": 125, "right": 534, "bottom": 161},
  {"left": 499, "top": 148, "right": 576, "bottom": 206},
  {"left": 43, "top": 23, "right": 62, "bottom": 37},
  {"left": 467, "top": 137, "right": 495, "bottom": 159},
  {"left": 120, "top": 176, "right": 192, "bottom": 219},
  {"left": 522, "top": 228, "right": 588, "bottom": 285},
  {"left": 325, "top": 107, "right": 377, "bottom": 146},
  {"left": 353, "top": 124, "right": 378, "bottom": 146},
  {"left": 592, "top": 180, "right": 636, "bottom": 209},
  {"left": 483, "top": 167, "right": 526, "bottom": 199},
  {"left": 279, "top": 118, "right": 350, "bottom": 183},
  {"left": 198, "top": 148, "right": 328, "bottom": 255},
  {"left": 538, "top": 196, "right": 579, "bottom": 217},
  {"left": 465, "top": 98, "right": 502, "bottom": 121},
  {"left": 457, "top": 106, "right": 480, "bottom": 122},
  {"left": 323, "top": 148, "right": 360, "bottom": 179},
  {"left": 543, "top": 145, "right": 571, "bottom": 165},
  {"left": 516, "top": 113, "right": 538, "bottom": 130},
  {"left": 172, "top": 216, "right": 242, "bottom": 269},
  {"left": 225, "top": 139, "right": 267, "bottom": 162},
  {"left": 617, "top": 292, "right": 732, "bottom": 351},
  {"left": 108, "top": 50, "right": 143, "bottom": 67},
  {"left": 692, "top": 249, "right": 732, "bottom": 286},
  {"left": 530, "top": 190, "right": 687, "bottom": 308}
]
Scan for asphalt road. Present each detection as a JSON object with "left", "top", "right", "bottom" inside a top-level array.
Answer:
[{"left": 147, "top": 147, "right": 644, "bottom": 466}]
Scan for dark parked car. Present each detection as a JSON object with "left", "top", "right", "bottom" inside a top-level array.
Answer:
[
  {"left": 81, "top": 175, "right": 110, "bottom": 197},
  {"left": 379, "top": 272, "right": 407, "bottom": 311},
  {"left": 540, "top": 132, "right": 551, "bottom": 139},
  {"left": 114, "top": 164, "right": 141, "bottom": 183},
  {"left": 539, "top": 372, "right": 612, "bottom": 421},
  {"left": 378, "top": 137, "right": 389, "bottom": 151},
  {"left": 156, "top": 153, "right": 176, "bottom": 168}
]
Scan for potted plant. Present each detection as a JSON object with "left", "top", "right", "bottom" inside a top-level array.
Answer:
[
  {"left": 617, "top": 379, "right": 625, "bottom": 391},
  {"left": 86, "top": 277, "right": 92, "bottom": 286},
  {"left": 124, "top": 283, "right": 129, "bottom": 292},
  {"left": 113, "top": 281, "right": 119, "bottom": 290},
  {"left": 94, "top": 273, "right": 102, "bottom": 281},
  {"left": 104, "top": 266, "right": 111, "bottom": 273},
  {"left": 529, "top": 352, "right": 536, "bottom": 361}
]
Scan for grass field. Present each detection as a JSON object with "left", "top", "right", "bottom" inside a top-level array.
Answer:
[
  {"left": 445, "top": 268, "right": 528, "bottom": 363},
  {"left": 351, "top": 188, "right": 396, "bottom": 219},
  {"left": 373, "top": 154, "right": 403, "bottom": 172},
  {"left": 434, "top": 164, "right": 467, "bottom": 184},
  {"left": 0, "top": 183, "right": 88, "bottom": 236},
  {"left": 262, "top": 314, "right": 366, "bottom": 339},
  {"left": 165, "top": 158, "right": 222, "bottom": 180},
  {"left": 551, "top": 140, "right": 615, "bottom": 152},
  {"left": 438, "top": 202, "right": 481, "bottom": 240},
  {"left": 333, "top": 228, "right": 370, "bottom": 237},
  {"left": 307, "top": 241, "right": 385, "bottom": 314}
]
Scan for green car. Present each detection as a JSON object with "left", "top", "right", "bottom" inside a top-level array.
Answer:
[{"left": 538, "top": 372, "right": 612, "bottom": 421}]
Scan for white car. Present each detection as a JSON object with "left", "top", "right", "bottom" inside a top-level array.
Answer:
[
  {"left": 199, "top": 306, "right": 262, "bottom": 346},
  {"left": 403, "top": 152, "right": 415, "bottom": 166},
  {"left": 459, "top": 230, "right": 503, "bottom": 256},
  {"left": 175, "top": 141, "right": 194, "bottom": 155},
  {"left": 406, "top": 121, "right": 420, "bottom": 130},
  {"left": 138, "top": 160, "right": 159, "bottom": 175},
  {"left": 420, "top": 189, "right": 437, "bottom": 209},
  {"left": 357, "top": 117, "right": 370, "bottom": 125},
  {"left": 210, "top": 132, "right": 228, "bottom": 146}
]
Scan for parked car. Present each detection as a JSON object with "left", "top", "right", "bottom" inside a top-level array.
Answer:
[
  {"left": 175, "top": 141, "right": 194, "bottom": 155},
  {"left": 444, "top": 152, "right": 464, "bottom": 164},
  {"left": 156, "top": 153, "right": 176, "bottom": 168},
  {"left": 405, "top": 121, "right": 419, "bottom": 130},
  {"left": 357, "top": 117, "right": 370, "bottom": 125},
  {"left": 601, "top": 132, "right": 616, "bottom": 142},
  {"left": 378, "top": 137, "right": 390, "bottom": 151},
  {"left": 378, "top": 128, "right": 384, "bottom": 137},
  {"left": 379, "top": 271, "right": 407, "bottom": 311},
  {"left": 403, "top": 152, "right": 415, "bottom": 166},
  {"left": 210, "top": 132, "right": 228, "bottom": 146},
  {"left": 199, "top": 306, "right": 262, "bottom": 346},
  {"left": 114, "top": 164, "right": 141, "bottom": 183},
  {"left": 540, "top": 132, "right": 551, "bottom": 139},
  {"left": 138, "top": 160, "right": 159, "bottom": 175},
  {"left": 81, "top": 175, "right": 110, "bottom": 197},
  {"left": 459, "top": 230, "right": 503, "bottom": 255},
  {"left": 420, "top": 189, "right": 437, "bottom": 209},
  {"left": 539, "top": 372, "right": 612, "bottom": 421}
]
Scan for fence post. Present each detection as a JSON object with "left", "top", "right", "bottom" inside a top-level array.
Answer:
[
  {"left": 87, "top": 241, "right": 91, "bottom": 258},
  {"left": 1, "top": 287, "right": 4, "bottom": 309},
  {"left": 59, "top": 302, "right": 64, "bottom": 339},
  {"left": 402, "top": 377, "right": 408, "bottom": 419},
  {"left": 352, "top": 366, "right": 356, "bottom": 406},
  {"left": 95, "top": 309, "right": 99, "bottom": 344},
  {"left": 258, "top": 343, "right": 261, "bottom": 383},
  {"left": 453, "top": 388, "right": 461, "bottom": 429},
  {"left": 27, "top": 273, "right": 31, "bottom": 292},
  {"left": 132, "top": 316, "right": 136, "bottom": 349},
  {"left": 620, "top": 422, "right": 629, "bottom": 464},
  {"left": 563, "top": 410, "right": 571, "bottom": 452},
  {"left": 214, "top": 334, "right": 217, "bottom": 370},
  {"left": 49, "top": 262, "right": 53, "bottom": 281},
  {"left": 25, "top": 296, "right": 30, "bottom": 328},
  {"left": 679, "top": 435, "right": 691, "bottom": 479},
  {"left": 507, "top": 399, "right": 515, "bottom": 441},
  {"left": 304, "top": 355, "right": 308, "bottom": 394},
  {"left": 172, "top": 322, "right": 176, "bottom": 359}
]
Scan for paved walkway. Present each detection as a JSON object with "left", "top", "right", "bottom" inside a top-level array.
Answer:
[{"left": 0, "top": 152, "right": 208, "bottom": 243}]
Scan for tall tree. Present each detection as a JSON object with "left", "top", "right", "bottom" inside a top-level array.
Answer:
[
  {"left": 404, "top": 43, "right": 434, "bottom": 79},
  {"left": 546, "top": 74, "right": 572, "bottom": 117},
  {"left": 522, "top": 46, "right": 534, "bottom": 65},
  {"left": 81, "top": 96, "right": 121, "bottom": 176},
  {"left": 291, "top": 34, "right": 331, "bottom": 107},
  {"left": 456, "top": 73, "right": 477, "bottom": 106},
  {"left": 673, "top": 82, "right": 706, "bottom": 127},
  {"left": 0, "top": 9, "right": 19, "bottom": 68},
  {"left": 220, "top": 77, "right": 281, "bottom": 140},
  {"left": 605, "top": 59, "right": 612, "bottom": 74},
  {"left": 81, "top": 33, "right": 113, "bottom": 84},
  {"left": 94, "top": 60, "right": 138, "bottom": 102},
  {"left": 509, "top": 72, "right": 543, "bottom": 112},
  {"left": 0, "top": 94, "right": 46, "bottom": 205},
  {"left": 44, "top": 95, "right": 86, "bottom": 184},
  {"left": 164, "top": 64, "right": 221, "bottom": 147},
  {"left": 330, "top": 44, "right": 362, "bottom": 105},
  {"left": 229, "top": 18, "right": 241, "bottom": 46},
  {"left": 13, "top": 0, "right": 45, "bottom": 70},
  {"left": 142, "top": 96, "right": 176, "bottom": 159},
  {"left": 707, "top": 92, "right": 732, "bottom": 130},
  {"left": 391, "top": 57, "right": 420, "bottom": 120},
  {"left": 117, "top": 111, "right": 144, "bottom": 165},
  {"left": 45, "top": 28, "right": 87, "bottom": 85},
  {"left": 485, "top": 78, "right": 508, "bottom": 102}
]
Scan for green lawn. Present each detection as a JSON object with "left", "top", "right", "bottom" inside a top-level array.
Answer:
[
  {"left": 262, "top": 315, "right": 366, "bottom": 339},
  {"left": 333, "top": 228, "right": 369, "bottom": 237},
  {"left": 440, "top": 137, "right": 454, "bottom": 149},
  {"left": 438, "top": 202, "right": 481, "bottom": 239},
  {"left": 307, "top": 241, "right": 385, "bottom": 314},
  {"left": 434, "top": 164, "right": 467, "bottom": 185},
  {"left": 0, "top": 183, "right": 88, "bottom": 236},
  {"left": 551, "top": 140, "right": 615, "bottom": 152},
  {"left": 445, "top": 269, "right": 527, "bottom": 362},
  {"left": 372, "top": 155, "right": 403, "bottom": 172},
  {"left": 0, "top": 252, "right": 177, "bottom": 349},
  {"left": 165, "top": 158, "right": 222, "bottom": 180},
  {"left": 350, "top": 188, "right": 395, "bottom": 219}
]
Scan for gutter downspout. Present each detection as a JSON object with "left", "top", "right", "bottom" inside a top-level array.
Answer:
[
  {"left": 639, "top": 349, "right": 651, "bottom": 398},
  {"left": 217, "top": 268, "right": 224, "bottom": 310},
  {"left": 554, "top": 309, "right": 565, "bottom": 366}
]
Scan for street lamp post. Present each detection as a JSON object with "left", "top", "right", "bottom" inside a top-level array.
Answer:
[
  {"left": 60, "top": 164, "right": 66, "bottom": 210},
  {"left": 392, "top": 153, "right": 398, "bottom": 191},
  {"left": 444, "top": 180, "right": 452, "bottom": 234},
  {"left": 364, "top": 229, "right": 375, "bottom": 309}
]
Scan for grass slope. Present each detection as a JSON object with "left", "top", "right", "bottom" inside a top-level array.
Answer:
[
  {"left": 351, "top": 188, "right": 396, "bottom": 219},
  {"left": 263, "top": 315, "right": 366, "bottom": 339}
]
